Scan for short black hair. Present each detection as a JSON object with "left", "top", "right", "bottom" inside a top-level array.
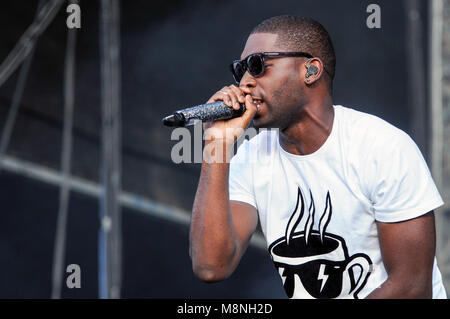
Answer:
[{"left": 251, "top": 15, "right": 336, "bottom": 91}]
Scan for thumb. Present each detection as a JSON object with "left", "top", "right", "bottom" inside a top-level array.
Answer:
[{"left": 240, "top": 94, "right": 257, "bottom": 126}]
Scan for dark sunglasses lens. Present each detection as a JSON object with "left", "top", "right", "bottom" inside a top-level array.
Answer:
[
  {"left": 247, "top": 54, "right": 264, "bottom": 77},
  {"left": 232, "top": 61, "right": 245, "bottom": 83}
]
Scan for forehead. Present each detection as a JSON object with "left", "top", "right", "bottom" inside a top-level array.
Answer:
[{"left": 240, "top": 33, "right": 279, "bottom": 59}]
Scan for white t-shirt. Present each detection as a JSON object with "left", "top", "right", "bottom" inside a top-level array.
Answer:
[{"left": 229, "top": 105, "right": 446, "bottom": 299}]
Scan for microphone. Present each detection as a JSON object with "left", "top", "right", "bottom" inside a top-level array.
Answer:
[{"left": 162, "top": 101, "right": 246, "bottom": 127}]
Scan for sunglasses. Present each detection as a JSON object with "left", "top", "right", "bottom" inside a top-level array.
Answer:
[{"left": 229, "top": 51, "right": 313, "bottom": 84}]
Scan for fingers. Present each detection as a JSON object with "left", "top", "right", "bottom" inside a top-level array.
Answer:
[
  {"left": 207, "top": 85, "right": 245, "bottom": 110},
  {"left": 242, "top": 94, "right": 257, "bottom": 122},
  {"left": 228, "top": 85, "right": 246, "bottom": 108},
  {"left": 220, "top": 85, "right": 240, "bottom": 110},
  {"left": 203, "top": 85, "right": 258, "bottom": 138}
]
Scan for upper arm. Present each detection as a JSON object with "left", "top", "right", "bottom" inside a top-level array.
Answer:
[
  {"left": 361, "top": 128, "right": 442, "bottom": 298},
  {"left": 376, "top": 211, "right": 436, "bottom": 297},
  {"left": 228, "top": 200, "right": 259, "bottom": 266},
  {"left": 228, "top": 139, "right": 259, "bottom": 261}
]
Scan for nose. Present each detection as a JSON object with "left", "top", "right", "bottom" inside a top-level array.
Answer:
[{"left": 239, "top": 71, "right": 257, "bottom": 93}]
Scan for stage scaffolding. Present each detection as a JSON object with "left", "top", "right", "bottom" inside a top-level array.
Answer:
[{"left": 0, "top": 0, "right": 268, "bottom": 299}]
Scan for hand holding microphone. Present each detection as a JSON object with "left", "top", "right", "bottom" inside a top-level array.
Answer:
[
  {"left": 162, "top": 100, "right": 246, "bottom": 127},
  {"left": 162, "top": 85, "right": 258, "bottom": 136}
]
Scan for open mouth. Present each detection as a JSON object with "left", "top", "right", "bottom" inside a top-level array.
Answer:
[{"left": 252, "top": 98, "right": 264, "bottom": 110}]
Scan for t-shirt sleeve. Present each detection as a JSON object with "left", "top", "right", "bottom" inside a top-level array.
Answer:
[
  {"left": 366, "top": 129, "right": 444, "bottom": 222},
  {"left": 229, "top": 140, "right": 257, "bottom": 209}
]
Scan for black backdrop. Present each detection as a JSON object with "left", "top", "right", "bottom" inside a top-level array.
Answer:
[{"left": 0, "top": 0, "right": 428, "bottom": 298}]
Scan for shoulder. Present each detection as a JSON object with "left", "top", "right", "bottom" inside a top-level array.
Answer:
[
  {"left": 336, "top": 105, "right": 424, "bottom": 184},
  {"left": 336, "top": 105, "right": 414, "bottom": 153},
  {"left": 336, "top": 106, "right": 434, "bottom": 209}
]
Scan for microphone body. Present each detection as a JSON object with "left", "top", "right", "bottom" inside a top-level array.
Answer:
[{"left": 162, "top": 101, "right": 246, "bottom": 127}]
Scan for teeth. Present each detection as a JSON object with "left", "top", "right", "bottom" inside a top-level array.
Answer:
[{"left": 252, "top": 98, "right": 263, "bottom": 110}]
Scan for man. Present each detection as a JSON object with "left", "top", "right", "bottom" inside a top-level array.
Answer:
[{"left": 189, "top": 15, "right": 447, "bottom": 299}]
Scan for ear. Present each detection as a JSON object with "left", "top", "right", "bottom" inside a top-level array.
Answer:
[{"left": 303, "top": 58, "right": 324, "bottom": 85}]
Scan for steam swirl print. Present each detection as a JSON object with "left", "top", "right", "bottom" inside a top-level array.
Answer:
[{"left": 268, "top": 187, "right": 373, "bottom": 299}]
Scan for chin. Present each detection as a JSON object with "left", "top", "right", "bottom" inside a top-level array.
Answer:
[{"left": 252, "top": 117, "right": 278, "bottom": 130}]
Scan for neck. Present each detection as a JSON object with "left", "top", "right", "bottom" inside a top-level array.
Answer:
[{"left": 279, "top": 95, "right": 334, "bottom": 156}]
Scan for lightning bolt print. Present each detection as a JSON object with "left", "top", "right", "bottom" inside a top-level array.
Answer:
[
  {"left": 279, "top": 267, "right": 287, "bottom": 285},
  {"left": 317, "top": 264, "right": 328, "bottom": 293}
]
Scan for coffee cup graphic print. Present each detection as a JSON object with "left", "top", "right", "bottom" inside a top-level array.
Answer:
[{"left": 268, "top": 187, "right": 373, "bottom": 299}]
